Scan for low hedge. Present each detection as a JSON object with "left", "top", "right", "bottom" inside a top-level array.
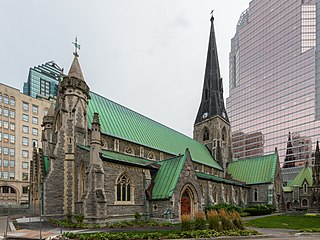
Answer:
[{"left": 63, "top": 229, "right": 259, "bottom": 240}]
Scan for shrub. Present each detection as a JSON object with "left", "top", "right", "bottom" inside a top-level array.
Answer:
[
  {"left": 243, "top": 204, "right": 275, "bottom": 216},
  {"left": 205, "top": 204, "right": 241, "bottom": 213},
  {"left": 207, "top": 210, "right": 221, "bottom": 231},
  {"left": 218, "top": 209, "right": 235, "bottom": 230},
  {"left": 134, "top": 212, "right": 142, "bottom": 221},
  {"left": 74, "top": 214, "right": 84, "bottom": 224},
  {"left": 181, "top": 214, "right": 193, "bottom": 231},
  {"left": 194, "top": 211, "right": 207, "bottom": 230}
]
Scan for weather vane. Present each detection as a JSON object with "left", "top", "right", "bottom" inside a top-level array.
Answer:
[{"left": 72, "top": 37, "right": 81, "bottom": 56}]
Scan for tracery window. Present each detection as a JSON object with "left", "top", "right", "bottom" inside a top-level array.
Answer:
[
  {"left": 302, "top": 199, "right": 308, "bottom": 207},
  {"left": 124, "top": 145, "right": 135, "bottom": 155},
  {"left": 147, "top": 151, "right": 155, "bottom": 160},
  {"left": 116, "top": 173, "right": 132, "bottom": 203}
]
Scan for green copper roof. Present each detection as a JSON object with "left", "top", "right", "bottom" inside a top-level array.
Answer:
[
  {"left": 152, "top": 154, "right": 186, "bottom": 200},
  {"left": 288, "top": 166, "right": 313, "bottom": 187},
  {"left": 283, "top": 186, "right": 292, "bottom": 193},
  {"left": 87, "top": 92, "right": 222, "bottom": 170},
  {"left": 227, "top": 153, "right": 277, "bottom": 185},
  {"left": 196, "top": 172, "right": 245, "bottom": 187}
]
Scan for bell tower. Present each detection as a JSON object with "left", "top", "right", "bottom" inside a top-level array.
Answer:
[
  {"left": 44, "top": 39, "right": 90, "bottom": 216},
  {"left": 193, "top": 16, "right": 232, "bottom": 173}
]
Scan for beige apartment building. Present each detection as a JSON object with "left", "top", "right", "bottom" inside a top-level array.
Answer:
[{"left": 0, "top": 83, "right": 50, "bottom": 205}]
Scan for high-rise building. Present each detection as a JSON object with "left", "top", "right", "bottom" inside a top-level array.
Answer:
[
  {"left": 226, "top": 0, "right": 317, "bottom": 182},
  {"left": 23, "top": 61, "right": 61, "bottom": 99},
  {"left": 0, "top": 83, "right": 50, "bottom": 205}
]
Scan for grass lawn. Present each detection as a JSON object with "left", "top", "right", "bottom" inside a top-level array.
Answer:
[{"left": 244, "top": 215, "right": 320, "bottom": 229}]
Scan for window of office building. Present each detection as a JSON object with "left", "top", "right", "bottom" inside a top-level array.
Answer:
[
  {"left": 9, "top": 160, "right": 14, "bottom": 167},
  {"left": 22, "top": 137, "right": 29, "bottom": 146},
  {"left": 3, "top": 172, "right": 8, "bottom": 179},
  {"left": 22, "top": 125, "right": 29, "bottom": 133},
  {"left": 0, "top": 172, "right": 2, "bottom": 179},
  {"left": 10, "top": 109, "right": 15, "bottom": 119},
  {"left": 3, "top": 160, "right": 8, "bottom": 167},
  {"left": 3, "top": 121, "right": 8, "bottom": 129},
  {"left": 9, "top": 149, "right": 14, "bottom": 157},
  {"left": 0, "top": 120, "right": 2, "bottom": 128},
  {"left": 32, "top": 116, "right": 38, "bottom": 125},
  {"left": 3, "top": 147, "right": 8, "bottom": 155},
  {"left": 10, "top": 135, "right": 14, "bottom": 144},
  {"left": 32, "top": 128, "right": 38, "bottom": 136},
  {"left": 3, "top": 95, "right": 8, "bottom": 104},
  {"left": 40, "top": 79, "right": 50, "bottom": 96},
  {"left": 10, "top": 122, "right": 15, "bottom": 131},
  {"left": 22, "top": 187, "right": 28, "bottom": 194},
  {"left": 22, "top": 114, "right": 29, "bottom": 122},
  {"left": 0, "top": 159, "right": 2, "bottom": 166},
  {"left": 22, "top": 102, "right": 29, "bottom": 111},
  {"left": 44, "top": 108, "right": 48, "bottom": 116},
  {"left": 0, "top": 106, "right": 2, "bottom": 116},
  {"left": 3, "top": 133, "right": 8, "bottom": 143},
  {"left": 22, "top": 173, "right": 28, "bottom": 181},
  {"left": 32, "top": 105, "right": 38, "bottom": 114},
  {"left": 22, "top": 150, "right": 29, "bottom": 158},
  {"left": 0, "top": 132, "right": 2, "bottom": 142},
  {"left": 22, "top": 162, "right": 29, "bottom": 169},
  {"left": 3, "top": 108, "right": 8, "bottom": 117},
  {"left": 10, "top": 172, "right": 14, "bottom": 180},
  {"left": 10, "top": 97, "right": 15, "bottom": 106}
]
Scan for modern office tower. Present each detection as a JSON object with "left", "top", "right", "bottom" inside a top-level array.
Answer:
[
  {"left": 226, "top": 0, "right": 317, "bottom": 183},
  {"left": 0, "top": 83, "right": 50, "bottom": 205},
  {"left": 23, "top": 61, "right": 62, "bottom": 99}
]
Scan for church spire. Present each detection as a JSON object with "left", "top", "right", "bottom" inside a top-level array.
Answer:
[
  {"left": 283, "top": 132, "right": 295, "bottom": 168},
  {"left": 195, "top": 16, "right": 228, "bottom": 124}
]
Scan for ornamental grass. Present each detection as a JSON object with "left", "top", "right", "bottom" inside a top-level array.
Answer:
[{"left": 194, "top": 211, "right": 207, "bottom": 230}]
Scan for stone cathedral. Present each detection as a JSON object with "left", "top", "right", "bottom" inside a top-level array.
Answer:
[{"left": 30, "top": 17, "right": 284, "bottom": 223}]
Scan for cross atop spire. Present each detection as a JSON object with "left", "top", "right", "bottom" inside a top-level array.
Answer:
[
  {"left": 210, "top": 10, "right": 214, "bottom": 21},
  {"left": 72, "top": 37, "right": 81, "bottom": 57}
]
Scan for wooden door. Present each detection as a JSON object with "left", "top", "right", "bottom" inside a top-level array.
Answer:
[{"left": 181, "top": 190, "right": 191, "bottom": 215}]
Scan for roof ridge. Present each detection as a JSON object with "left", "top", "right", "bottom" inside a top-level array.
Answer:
[{"left": 233, "top": 152, "right": 276, "bottom": 162}]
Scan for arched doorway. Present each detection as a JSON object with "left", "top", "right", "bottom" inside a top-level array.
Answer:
[
  {"left": 180, "top": 185, "right": 198, "bottom": 218},
  {"left": 181, "top": 189, "right": 191, "bottom": 215}
]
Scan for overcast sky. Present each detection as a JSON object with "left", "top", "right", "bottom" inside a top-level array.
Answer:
[{"left": 0, "top": 0, "right": 250, "bottom": 137}]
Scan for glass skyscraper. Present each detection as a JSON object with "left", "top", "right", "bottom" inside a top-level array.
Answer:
[
  {"left": 226, "top": 0, "right": 317, "bottom": 183},
  {"left": 23, "top": 61, "right": 61, "bottom": 99}
]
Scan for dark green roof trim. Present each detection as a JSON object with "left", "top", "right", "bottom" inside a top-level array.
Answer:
[
  {"left": 101, "top": 149, "right": 158, "bottom": 168},
  {"left": 77, "top": 145, "right": 158, "bottom": 168},
  {"left": 227, "top": 153, "right": 277, "bottom": 185},
  {"left": 283, "top": 186, "right": 293, "bottom": 193},
  {"left": 196, "top": 172, "right": 247, "bottom": 187},
  {"left": 43, "top": 155, "right": 50, "bottom": 175},
  {"left": 88, "top": 92, "right": 222, "bottom": 171},
  {"left": 152, "top": 154, "right": 186, "bottom": 200}
]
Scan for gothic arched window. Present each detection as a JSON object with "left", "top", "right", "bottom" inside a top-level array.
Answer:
[
  {"left": 221, "top": 127, "right": 227, "bottom": 142},
  {"left": 254, "top": 188, "right": 258, "bottom": 202},
  {"left": 203, "top": 129, "right": 209, "bottom": 141},
  {"left": 302, "top": 199, "right": 308, "bottom": 207},
  {"left": 116, "top": 173, "right": 132, "bottom": 202}
]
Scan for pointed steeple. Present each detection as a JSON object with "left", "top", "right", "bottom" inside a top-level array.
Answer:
[
  {"left": 315, "top": 140, "right": 320, "bottom": 166},
  {"left": 283, "top": 132, "right": 295, "bottom": 168},
  {"left": 195, "top": 16, "right": 228, "bottom": 124},
  {"left": 68, "top": 54, "right": 85, "bottom": 81}
]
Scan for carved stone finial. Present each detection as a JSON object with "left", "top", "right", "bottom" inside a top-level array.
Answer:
[{"left": 92, "top": 112, "right": 100, "bottom": 125}]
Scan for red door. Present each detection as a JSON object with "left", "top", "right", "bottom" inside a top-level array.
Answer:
[{"left": 181, "top": 190, "right": 191, "bottom": 215}]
